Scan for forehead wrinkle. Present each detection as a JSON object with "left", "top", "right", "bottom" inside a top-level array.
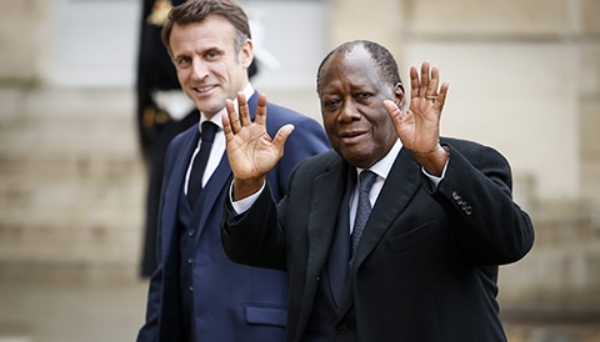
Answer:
[
  {"left": 321, "top": 55, "right": 381, "bottom": 94},
  {"left": 171, "top": 17, "right": 237, "bottom": 53}
]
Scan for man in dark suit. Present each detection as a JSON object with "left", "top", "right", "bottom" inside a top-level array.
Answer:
[
  {"left": 136, "top": 0, "right": 260, "bottom": 277},
  {"left": 136, "top": 0, "right": 330, "bottom": 341},
  {"left": 221, "top": 40, "right": 535, "bottom": 341}
]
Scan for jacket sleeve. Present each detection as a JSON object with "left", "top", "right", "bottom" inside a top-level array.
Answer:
[
  {"left": 221, "top": 182, "right": 288, "bottom": 271},
  {"left": 429, "top": 142, "right": 534, "bottom": 265},
  {"left": 268, "top": 114, "right": 330, "bottom": 200}
]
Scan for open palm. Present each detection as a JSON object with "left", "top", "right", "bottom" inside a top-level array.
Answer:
[
  {"left": 223, "top": 92, "right": 294, "bottom": 183},
  {"left": 385, "top": 61, "right": 449, "bottom": 156}
]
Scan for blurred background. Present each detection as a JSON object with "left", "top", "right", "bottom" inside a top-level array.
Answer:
[{"left": 0, "top": 0, "right": 599, "bottom": 341}]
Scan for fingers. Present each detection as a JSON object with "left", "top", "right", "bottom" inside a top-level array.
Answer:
[
  {"left": 225, "top": 92, "right": 269, "bottom": 136},
  {"left": 410, "top": 61, "right": 445, "bottom": 100},
  {"left": 409, "top": 66, "right": 420, "bottom": 99},
  {"left": 428, "top": 65, "right": 440, "bottom": 98},
  {"left": 433, "top": 81, "right": 450, "bottom": 113},
  {"left": 420, "top": 61, "right": 431, "bottom": 99},
  {"left": 237, "top": 92, "right": 251, "bottom": 127},
  {"left": 222, "top": 105, "right": 234, "bottom": 142},
  {"left": 225, "top": 98, "right": 241, "bottom": 134},
  {"left": 254, "top": 93, "right": 268, "bottom": 126}
]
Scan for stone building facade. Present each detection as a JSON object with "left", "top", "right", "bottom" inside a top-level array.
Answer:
[{"left": 0, "top": 0, "right": 599, "bottom": 323}]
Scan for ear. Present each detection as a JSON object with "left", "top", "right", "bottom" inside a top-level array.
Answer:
[
  {"left": 394, "top": 82, "right": 406, "bottom": 112},
  {"left": 239, "top": 39, "right": 254, "bottom": 69}
]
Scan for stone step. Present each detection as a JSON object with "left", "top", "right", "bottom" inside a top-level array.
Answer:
[
  {"left": 531, "top": 215, "right": 600, "bottom": 248},
  {"left": 0, "top": 117, "right": 139, "bottom": 155},
  {"left": 0, "top": 87, "right": 134, "bottom": 120},
  {"left": 0, "top": 87, "right": 146, "bottom": 283},
  {"left": 0, "top": 222, "right": 141, "bottom": 261},
  {"left": 581, "top": 158, "right": 600, "bottom": 209},
  {"left": 499, "top": 243, "right": 600, "bottom": 300},
  {"left": 0, "top": 260, "right": 138, "bottom": 284},
  {"left": 0, "top": 154, "right": 145, "bottom": 265},
  {"left": 527, "top": 198, "right": 600, "bottom": 247}
]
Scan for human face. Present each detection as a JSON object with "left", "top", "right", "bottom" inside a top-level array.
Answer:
[
  {"left": 169, "top": 15, "right": 253, "bottom": 118},
  {"left": 318, "top": 46, "right": 404, "bottom": 169}
]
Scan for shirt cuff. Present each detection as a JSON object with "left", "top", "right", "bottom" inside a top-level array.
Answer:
[
  {"left": 421, "top": 158, "right": 449, "bottom": 188},
  {"left": 230, "top": 180, "right": 266, "bottom": 214}
]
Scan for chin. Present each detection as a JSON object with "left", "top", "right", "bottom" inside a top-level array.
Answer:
[
  {"left": 195, "top": 101, "right": 222, "bottom": 116},
  {"left": 341, "top": 153, "right": 370, "bottom": 169}
]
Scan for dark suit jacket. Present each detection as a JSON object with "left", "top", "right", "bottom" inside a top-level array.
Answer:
[
  {"left": 222, "top": 137, "right": 535, "bottom": 342},
  {"left": 138, "top": 91, "right": 330, "bottom": 342}
]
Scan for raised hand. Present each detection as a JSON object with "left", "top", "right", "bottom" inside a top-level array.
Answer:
[
  {"left": 222, "top": 92, "right": 295, "bottom": 200},
  {"left": 384, "top": 61, "right": 450, "bottom": 175}
]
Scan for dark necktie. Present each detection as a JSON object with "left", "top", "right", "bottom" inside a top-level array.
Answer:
[
  {"left": 351, "top": 170, "right": 377, "bottom": 256},
  {"left": 187, "top": 121, "right": 217, "bottom": 207}
]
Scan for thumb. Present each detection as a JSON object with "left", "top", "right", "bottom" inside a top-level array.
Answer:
[
  {"left": 383, "top": 100, "right": 404, "bottom": 124},
  {"left": 272, "top": 124, "right": 295, "bottom": 153}
]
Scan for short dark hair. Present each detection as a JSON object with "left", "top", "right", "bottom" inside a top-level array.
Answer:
[
  {"left": 161, "top": 0, "right": 251, "bottom": 56},
  {"left": 317, "top": 40, "right": 402, "bottom": 93}
]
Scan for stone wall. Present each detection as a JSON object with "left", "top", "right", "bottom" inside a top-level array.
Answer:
[
  {"left": 0, "top": 88, "right": 145, "bottom": 283},
  {"left": 0, "top": 0, "right": 599, "bottom": 299}
]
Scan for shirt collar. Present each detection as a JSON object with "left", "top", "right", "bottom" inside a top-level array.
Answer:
[
  {"left": 198, "top": 83, "right": 255, "bottom": 133},
  {"left": 356, "top": 139, "right": 402, "bottom": 181}
]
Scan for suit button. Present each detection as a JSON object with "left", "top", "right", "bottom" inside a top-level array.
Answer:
[
  {"left": 188, "top": 230, "right": 195, "bottom": 237},
  {"left": 465, "top": 206, "right": 473, "bottom": 215},
  {"left": 187, "top": 258, "right": 193, "bottom": 264},
  {"left": 337, "top": 323, "right": 349, "bottom": 334},
  {"left": 316, "top": 276, "right": 320, "bottom": 282},
  {"left": 452, "top": 191, "right": 460, "bottom": 200},
  {"left": 189, "top": 286, "right": 194, "bottom": 292}
]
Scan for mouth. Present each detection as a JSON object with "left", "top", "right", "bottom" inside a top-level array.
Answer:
[
  {"left": 339, "top": 130, "right": 367, "bottom": 143},
  {"left": 192, "top": 85, "right": 217, "bottom": 94}
]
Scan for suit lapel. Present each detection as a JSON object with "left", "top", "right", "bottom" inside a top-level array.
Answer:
[
  {"left": 190, "top": 152, "right": 231, "bottom": 243},
  {"left": 161, "top": 127, "right": 200, "bottom": 257},
  {"left": 351, "top": 149, "right": 422, "bottom": 271},
  {"left": 305, "top": 157, "right": 349, "bottom": 288}
]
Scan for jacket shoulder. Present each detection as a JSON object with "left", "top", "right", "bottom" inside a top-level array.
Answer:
[
  {"left": 264, "top": 102, "right": 319, "bottom": 128},
  {"left": 293, "top": 150, "right": 340, "bottom": 176},
  {"left": 440, "top": 136, "right": 508, "bottom": 165}
]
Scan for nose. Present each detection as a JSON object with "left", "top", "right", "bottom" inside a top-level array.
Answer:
[
  {"left": 339, "top": 99, "right": 360, "bottom": 122},
  {"left": 190, "top": 58, "right": 209, "bottom": 81}
]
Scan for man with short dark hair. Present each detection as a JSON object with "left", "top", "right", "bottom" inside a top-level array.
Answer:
[
  {"left": 136, "top": 1, "right": 330, "bottom": 341},
  {"left": 221, "top": 40, "right": 534, "bottom": 341},
  {"left": 136, "top": 0, "right": 261, "bottom": 279}
]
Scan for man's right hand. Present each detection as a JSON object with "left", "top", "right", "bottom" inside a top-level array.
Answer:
[{"left": 222, "top": 92, "right": 295, "bottom": 200}]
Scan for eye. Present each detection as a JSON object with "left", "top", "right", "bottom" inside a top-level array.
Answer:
[
  {"left": 323, "top": 99, "right": 341, "bottom": 110},
  {"left": 176, "top": 57, "right": 191, "bottom": 67},
  {"left": 205, "top": 50, "right": 220, "bottom": 60},
  {"left": 356, "top": 92, "right": 372, "bottom": 100}
]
